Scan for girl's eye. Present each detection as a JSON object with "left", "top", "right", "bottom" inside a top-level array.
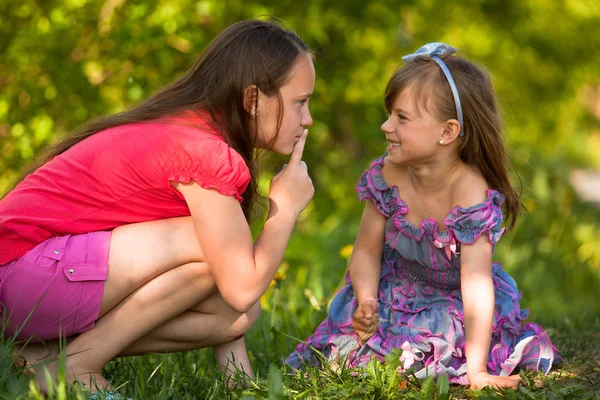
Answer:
[{"left": 298, "top": 100, "right": 308, "bottom": 106}]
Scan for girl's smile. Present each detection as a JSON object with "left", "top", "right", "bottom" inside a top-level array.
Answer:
[{"left": 387, "top": 139, "right": 401, "bottom": 149}]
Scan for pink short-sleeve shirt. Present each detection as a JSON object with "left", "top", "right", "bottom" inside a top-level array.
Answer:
[{"left": 0, "top": 112, "right": 251, "bottom": 265}]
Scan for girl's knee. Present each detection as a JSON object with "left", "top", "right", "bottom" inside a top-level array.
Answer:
[
  {"left": 246, "top": 302, "right": 261, "bottom": 326},
  {"left": 185, "top": 261, "right": 214, "bottom": 287},
  {"left": 230, "top": 302, "right": 261, "bottom": 337}
]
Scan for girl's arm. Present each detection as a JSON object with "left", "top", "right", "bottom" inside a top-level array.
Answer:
[
  {"left": 350, "top": 200, "right": 386, "bottom": 301},
  {"left": 460, "top": 235, "right": 495, "bottom": 377},
  {"left": 350, "top": 200, "right": 386, "bottom": 342},
  {"left": 176, "top": 132, "right": 313, "bottom": 313},
  {"left": 461, "top": 236, "right": 521, "bottom": 389}
]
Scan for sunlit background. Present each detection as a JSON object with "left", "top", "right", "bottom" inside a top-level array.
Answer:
[{"left": 1, "top": 0, "right": 599, "bottom": 344}]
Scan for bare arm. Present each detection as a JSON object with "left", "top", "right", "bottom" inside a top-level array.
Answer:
[
  {"left": 175, "top": 130, "right": 313, "bottom": 313},
  {"left": 350, "top": 200, "right": 386, "bottom": 342},
  {"left": 349, "top": 200, "right": 386, "bottom": 301},
  {"left": 461, "top": 235, "right": 521, "bottom": 389},
  {"left": 460, "top": 235, "right": 495, "bottom": 377}
]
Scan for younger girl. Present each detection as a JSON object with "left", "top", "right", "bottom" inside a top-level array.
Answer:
[
  {"left": 287, "top": 43, "right": 560, "bottom": 389},
  {"left": 0, "top": 20, "right": 315, "bottom": 394}
]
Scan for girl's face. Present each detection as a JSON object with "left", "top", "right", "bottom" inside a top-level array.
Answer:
[
  {"left": 255, "top": 53, "right": 315, "bottom": 154},
  {"left": 381, "top": 86, "right": 445, "bottom": 165}
]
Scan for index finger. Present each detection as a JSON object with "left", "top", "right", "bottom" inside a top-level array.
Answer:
[{"left": 289, "top": 128, "right": 308, "bottom": 165}]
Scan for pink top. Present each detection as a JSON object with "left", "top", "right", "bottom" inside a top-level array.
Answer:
[{"left": 0, "top": 113, "right": 251, "bottom": 265}]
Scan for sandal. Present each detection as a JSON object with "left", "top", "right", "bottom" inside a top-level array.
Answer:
[{"left": 88, "top": 390, "right": 132, "bottom": 400}]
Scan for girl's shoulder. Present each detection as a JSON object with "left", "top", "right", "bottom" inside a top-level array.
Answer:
[
  {"left": 355, "top": 154, "right": 407, "bottom": 218},
  {"left": 445, "top": 167, "right": 506, "bottom": 245},
  {"left": 357, "top": 154, "right": 404, "bottom": 191},
  {"left": 103, "top": 114, "right": 250, "bottom": 201},
  {"left": 450, "top": 166, "right": 491, "bottom": 210}
]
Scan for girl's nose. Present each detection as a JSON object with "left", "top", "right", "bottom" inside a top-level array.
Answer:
[
  {"left": 302, "top": 109, "right": 313, "bottom": 127},
  {"left": 381, "top": 118, "right": 393, "bottom": 133}
]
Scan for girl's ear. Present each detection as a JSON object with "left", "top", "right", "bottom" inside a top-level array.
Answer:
[
  {"left": 440, "top": 119, "right": 461, "bottom": 144},
  {"left": 243, "top": 85, "right": 259, "bottom": 116}
]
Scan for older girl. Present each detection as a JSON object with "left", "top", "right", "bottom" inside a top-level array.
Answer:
[{"left": 1, "top": 19, "right": 315, "bottom": 394}]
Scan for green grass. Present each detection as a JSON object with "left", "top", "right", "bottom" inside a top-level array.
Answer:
[{"left": 1, "top": 295, "right": 599, "bottom": 399}]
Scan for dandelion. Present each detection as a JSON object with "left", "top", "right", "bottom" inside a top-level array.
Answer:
[{"left": 340, "top": 244, "right": 354, "bottom": 258}]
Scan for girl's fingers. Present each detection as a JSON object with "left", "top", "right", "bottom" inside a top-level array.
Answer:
[{"left": 289, "top": 129, "right": 308, "bottom": 165}]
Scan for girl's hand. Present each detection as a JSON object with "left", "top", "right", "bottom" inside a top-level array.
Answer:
[
  {"left": 269, "top": 129, "right": 314, "bottom": 218},
  {"left": 352, "top": 300, "right": 379, "bottom": 344},
  {"left": 468, "top": 371, "right": 522, "bottom": 390}
]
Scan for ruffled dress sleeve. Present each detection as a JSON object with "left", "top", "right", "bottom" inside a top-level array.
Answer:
[
  {"left": 356, "top": 156, "right": 394, "bottom": 218},
  {"left": 166, "top": 136, "right": 251, "bottom": 203},
  {"left": 445, "top": 189, "right": 507, "bottom": 245}
]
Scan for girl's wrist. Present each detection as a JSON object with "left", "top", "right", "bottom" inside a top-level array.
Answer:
[
  {"left": 267, "top": 199, "right": 298, "bottom": 222},
  {"left": 467, "top": 365, "right": 488, "bottom": 377},
  {"left": 360, "top": 297, "right": 378, "bottom": 304}
]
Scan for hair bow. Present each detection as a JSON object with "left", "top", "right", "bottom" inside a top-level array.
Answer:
[
  {"left": 401, "top": 42, "right": 458, "bottom": 63},
  {"left": 402, "top": 42, "right": 464, "bottom": 136}
]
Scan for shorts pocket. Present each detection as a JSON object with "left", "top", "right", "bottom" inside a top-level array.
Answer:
[
  {"left": 27, "top": 235, "right": 72, "bottom": 271},
  {"left": 42, "top": 242, "right": 66, "bottom": 261},
  {"left": 63, "top": 263, "right": 108, "bottom": 282}
]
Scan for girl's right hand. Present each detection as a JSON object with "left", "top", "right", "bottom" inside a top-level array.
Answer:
[
  {"left": 352, "top": 300, "right": 379, "bottom": 344},
  {"left": 269, "top": 129, "right": 314, "bottom": 218}
]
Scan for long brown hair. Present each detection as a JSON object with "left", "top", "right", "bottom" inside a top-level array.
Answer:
[
  {"left": 13, "top": 19, "right": 310, "bottom": 219},
  {"left": 384, "top": 55, "right": 523, "bottom": 229}
]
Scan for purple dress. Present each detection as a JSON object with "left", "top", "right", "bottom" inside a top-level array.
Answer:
[{"left": 286, "top": 156, "right": 561, "bottom": 385}]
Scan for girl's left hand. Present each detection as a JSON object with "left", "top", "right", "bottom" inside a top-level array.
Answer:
[{"left": 468, "top": 371, "right": 522, "bottom": 390}]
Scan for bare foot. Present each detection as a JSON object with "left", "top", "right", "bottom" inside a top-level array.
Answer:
[
  {"left": 15, "top": 341, "right": 111, "bottom": 394},
  {"left": 30, "top": 359, "right": 112, "bottom": 394},
  {"left": 14, "top": 339, "right": 62, "bottom": 369}
]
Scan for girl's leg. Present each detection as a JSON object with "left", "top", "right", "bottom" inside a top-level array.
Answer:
[
  {"left": 120, "top": 290, "right": 260, "bottom": 355},
  {"left": 17, "top": 295, "right": 259, "bottom": 383},
  {"left": 24, "top": 216, "right": 257, "bottom": 391},
  {"left": 120, "top": 291, "right": 259, "bottom": 379}
]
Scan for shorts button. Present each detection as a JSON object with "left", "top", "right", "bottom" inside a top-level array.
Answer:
[
  {"left": 53, "top": 249, "right": 60, "bottom": 255},
  {"left": 68, "top": 268, "right": 74, "bottom": 274}
]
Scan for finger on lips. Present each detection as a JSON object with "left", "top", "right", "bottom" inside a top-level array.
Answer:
[{"left": 289, "top": 128, "right": 308, "bottom": 164}]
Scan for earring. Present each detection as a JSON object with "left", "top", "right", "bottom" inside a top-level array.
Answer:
[
  {"left": 251, "top": 110, "right": 257, "bottom": 118},
  {"left": 439, "top": 139, "right": 445, "bottom": 145}
]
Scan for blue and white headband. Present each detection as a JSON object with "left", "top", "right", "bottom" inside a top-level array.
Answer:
[{"left": 402, "top": 42, "right": 464, "bottom": 136}]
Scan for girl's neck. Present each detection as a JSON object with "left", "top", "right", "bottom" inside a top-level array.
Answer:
[{"left": 407, "top": 156, "right": 464, "bottom": 194}]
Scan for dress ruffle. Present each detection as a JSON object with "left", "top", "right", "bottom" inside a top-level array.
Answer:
[
  {"left": 445, "top": 189, "right": 507, "bottom": 245},
  {"left": 287, "top": 155, "right": 561, "bottom": 384},
  {"left": 287, "top": 258, "right": 560, "bottom": 384}
]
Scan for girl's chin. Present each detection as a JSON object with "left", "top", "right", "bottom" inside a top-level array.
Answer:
[
  {"left": 269, "top": 145, "right": 294, "bottom": 156},
  {"left": 386, "top": 150, "right": 405, "bottom": 164},
  {"left": 387, "top": 146, "right": 401, "bottom": 157}
]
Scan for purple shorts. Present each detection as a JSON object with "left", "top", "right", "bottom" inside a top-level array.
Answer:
[{"left": 0, "top": 231, "right": 111, "bottom": 341}]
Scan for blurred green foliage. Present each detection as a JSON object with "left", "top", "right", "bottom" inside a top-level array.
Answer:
[{"left": 1, "top": 0, "right": 600, "bottom": 329}]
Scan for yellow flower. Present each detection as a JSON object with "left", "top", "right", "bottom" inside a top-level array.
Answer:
[
  {"left": 269, "top": 262, "right": 289, "bottom": 287},
  {"left": 274, "top": 270, "right": 287, "bottom": 282},
  {"left": 340, "top": 244, "right": 354, "bottom": 259}
]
